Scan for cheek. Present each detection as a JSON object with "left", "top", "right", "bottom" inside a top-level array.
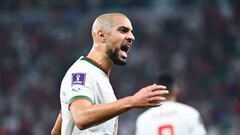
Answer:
[{"left": 110, "top": 34, "right": 123, "bottom": 46}]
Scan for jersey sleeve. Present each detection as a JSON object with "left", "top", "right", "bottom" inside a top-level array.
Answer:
[{"left": 62, "top": 69, "right": 96, "bottom": 108}]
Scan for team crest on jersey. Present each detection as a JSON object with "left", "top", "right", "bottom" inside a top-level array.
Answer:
[{"left": 72, "top": 73, "right": 86, "bottom": 86}]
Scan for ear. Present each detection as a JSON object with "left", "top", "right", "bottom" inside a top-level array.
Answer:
[{"left": 97, "top": 30, "right": 106, "bottom": 43}]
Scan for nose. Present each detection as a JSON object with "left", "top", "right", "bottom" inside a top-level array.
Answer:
[{"left": 127, "top": 32, "right": 135, "bottom": 43}]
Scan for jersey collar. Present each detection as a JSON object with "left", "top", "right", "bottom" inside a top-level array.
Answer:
[{"left": 81, "top": 56, "right": 109, "bottom": 76}]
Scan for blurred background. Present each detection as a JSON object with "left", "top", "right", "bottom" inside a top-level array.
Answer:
[{"left": 0, "top": 0, "right": 240, "bottom": 135}]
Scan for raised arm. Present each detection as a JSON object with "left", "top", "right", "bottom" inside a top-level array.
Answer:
[{"left": 70, "top": 84, "right": 168, "bottom": 130}]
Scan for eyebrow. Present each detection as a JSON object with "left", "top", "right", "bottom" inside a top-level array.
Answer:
[{"left": 118, "top": 26, "right": 134, "bottom": 33}]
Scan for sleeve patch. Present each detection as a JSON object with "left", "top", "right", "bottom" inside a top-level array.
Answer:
[{"left": 72, "top": 73, "right": 86, "bottom": 86}]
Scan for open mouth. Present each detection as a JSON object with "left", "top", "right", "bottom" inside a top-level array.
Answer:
[{"left": 120, "top": 44, "right": 131, "bottom": 53}]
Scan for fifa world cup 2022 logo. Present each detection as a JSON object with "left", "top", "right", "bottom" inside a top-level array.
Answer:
[{"left": 72, "top": 73, "right": 86, "bottom": 86}]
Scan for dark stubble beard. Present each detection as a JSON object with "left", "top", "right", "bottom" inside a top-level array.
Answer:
[{"left": 106, "top": 47, "right": 127, "bottom": 65}]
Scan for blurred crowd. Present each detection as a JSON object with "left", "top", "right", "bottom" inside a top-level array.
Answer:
[{"left": 0, "top": 0, "right": 240, "bottom": 135}]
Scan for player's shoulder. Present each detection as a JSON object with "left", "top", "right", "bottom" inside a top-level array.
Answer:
[
  {"left": 68, "top": 56, "right": 90, "bottom": 71},
  {"left": 61, "top": 56, "right": 94, "bottom": 83},
  {"left": 174, "top": 102, "right": 200, "bottom": 115},
  {"left": 137, "top": 105, "right": 162, "bottom": 121},
  {"left": 136, "top": 110, "right": 149, "bottom": 124}
]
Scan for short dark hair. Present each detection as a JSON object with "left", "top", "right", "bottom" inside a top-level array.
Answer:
[{"left": 157, "top": 74, "right": 175, "bottom": 94}]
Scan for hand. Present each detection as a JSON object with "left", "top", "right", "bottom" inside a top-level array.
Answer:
[{"left": 130, "top": 84, "right": 169, "bottom": 108}]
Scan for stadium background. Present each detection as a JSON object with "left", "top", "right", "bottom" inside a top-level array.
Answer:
[{"left": 0, "top": 0, "right": 240, "bottom": 135}]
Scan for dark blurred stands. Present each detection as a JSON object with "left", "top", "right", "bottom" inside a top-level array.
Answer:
[{"left": 0, "top": 0, "right": 240, "bottom": 135}]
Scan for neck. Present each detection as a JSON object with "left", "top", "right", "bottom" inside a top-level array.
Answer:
[
  {"left": 166, "top": 96, "right": 176, "bottom": 101},
  {"left": 87, "top": 45, "right": 113, "bottom": 76}
]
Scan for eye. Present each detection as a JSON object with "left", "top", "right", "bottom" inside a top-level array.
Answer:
[{"left": 118, "top": 27, "right": 129, "bottom": 33}]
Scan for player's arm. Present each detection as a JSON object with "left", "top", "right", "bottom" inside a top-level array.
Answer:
[
  {"left": 70, "top": 84, "right": 168, "bottom": 130},
  {"left": 51, "top": 112, "right": 62, "bottom": 135}
]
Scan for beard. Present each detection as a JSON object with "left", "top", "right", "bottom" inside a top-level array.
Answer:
[{"left": 106, "top": 46, "right": 127, "bottom": 65}]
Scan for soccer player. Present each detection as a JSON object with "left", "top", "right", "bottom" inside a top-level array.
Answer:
[
  {"left": 58, "top": 13, "right": 169, "bottom": 135},
  {"left": 135, "top": 74, "right": 207, "bottom": 135}
]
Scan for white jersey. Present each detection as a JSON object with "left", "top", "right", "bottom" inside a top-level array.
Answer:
[
  {"left": 60, "top": 56, "right": 118, "bottom": 135},
  {"left": 136, "top": 101, "right": 207, "bottom": 135}
]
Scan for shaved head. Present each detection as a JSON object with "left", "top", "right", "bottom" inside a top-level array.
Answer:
[
  {"left": 89, "top": 12, "right": 134, "bottom": 66},
  {"left": 91, "top": 13, "right": 128, "bottom": 39}
]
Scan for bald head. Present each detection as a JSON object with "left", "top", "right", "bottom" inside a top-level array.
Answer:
[
  {"left": 91, "top": 13, "right": 129, "bottom": 40},
  {"left": 88, "top": 12, "right": 135, "bottom": 66}
]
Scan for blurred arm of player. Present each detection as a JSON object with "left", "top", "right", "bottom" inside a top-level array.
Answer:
[
  {"left": 70, "top": 84, "right": 168, "bottom": 130},
  {"left": 51, "top": 112, "right": 62, "bottom": 135}
]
